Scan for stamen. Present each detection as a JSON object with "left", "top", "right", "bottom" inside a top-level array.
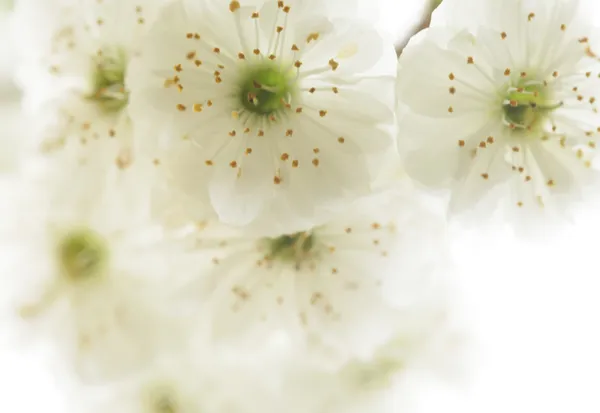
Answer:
[
  {"left": 278, "top": 12, "right": 290, "bottom": 68},
  {"left": 231, "top": 3, "right": 250, "bottom": 57},
  {"left": 253, "top": 15, "right": 261, "bottom": 58},
  {"left": 267, "top": 8, "right": 281, "bottom": 57}
]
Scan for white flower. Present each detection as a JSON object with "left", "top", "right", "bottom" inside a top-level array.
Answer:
[
  {"left": 79, "top": 354, "right": 363, "bottom": 413},
  {"left": 342, "top": 288, "right": 466, "bottom": 390},
  {"left": 75, "top": 298, "right": 463, "bottom": 413},
  {"left": 128, "top": 0, "right": 397, "bottom": 227},
  {"left": 77, "top": 336, "right": 430, "bottom": 413},
  {"left": 172, "top": 188, "right": 447, "bottom": 366},
  {"left": 0, "top": 139, "right": 191, "bottom": 383},
  {"left": 396, "top": 0, "right": 600, "bottom": 220},
  {"left": 79, "top": 349, "right": 334, "bottom": 413},
  {"left": 11, "top": 0, "right": 167, "bottom": 153}
]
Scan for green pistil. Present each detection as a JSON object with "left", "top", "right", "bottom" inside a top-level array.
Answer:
[
  {"left": 503, "top": 83, "right": 561, "bottom": 130},
  {"left": 266, "top": 231, "right": 315, "bottom": 263},
  {"left": 57, "top": 229, "right": 107, "bottom": 281},
  {"left": 238, "top": 63, "right": 295, "bottom": 116},
  {"left": 86, "top": 49, "right": 129, "bottom": 113}
]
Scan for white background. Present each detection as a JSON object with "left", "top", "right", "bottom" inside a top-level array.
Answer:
[{"left": 2, "top": 1, "right": 600, "bottom": 412}]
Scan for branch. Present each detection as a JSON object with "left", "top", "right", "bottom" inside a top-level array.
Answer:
[{"left": 395, "top": 0, "right": 442, "bottom": 56}]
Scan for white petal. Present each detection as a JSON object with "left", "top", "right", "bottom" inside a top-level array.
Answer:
[
  {"left": 208, "top": 137, "right": 275, "bottom": 226},
  {"left": 398, "top": 30, "right": 497, "bottom": 119},
  {"left": 448, "top": 142, "right": 511, "bottom": 215}
]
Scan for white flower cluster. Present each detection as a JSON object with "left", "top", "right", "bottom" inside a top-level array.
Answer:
[{"left": 1, "top": 0, "right": 598, "bottom": 410}]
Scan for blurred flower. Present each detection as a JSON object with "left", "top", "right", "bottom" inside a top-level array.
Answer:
[
  {"left": 0, "top": 0, "right": 468, "bottom": 410},
  {"left": 0, "top": 139, "right": 192, "bottom": 383},
  {"left": 11, "top": 0, "right": 168, "bottom": 153},
  {"left": 169, "top": 188, "right": 449, "bottom": 367},
  {"left": 80, "top": 352, "right": 382, "bottom": 413},
  {"left": 79, "top": 312, "right": 463, "bottom": 413},
  {"left": 0, "top": 0, "right": 13, "bottom": 12}
]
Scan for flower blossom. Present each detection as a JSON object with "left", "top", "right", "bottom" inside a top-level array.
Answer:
[
  {"left": 397, "top": 0, "right": 600, "bottom": 221},
  {"left": 128, "top": 0, "right": 397, "bottom": 227}
]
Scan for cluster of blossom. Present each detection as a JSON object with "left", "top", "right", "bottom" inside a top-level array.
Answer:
[{"left": 1, "top": 0, "right": 598, "bottom": 411}]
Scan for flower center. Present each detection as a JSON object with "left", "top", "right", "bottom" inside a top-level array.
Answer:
[
  {"left": 144, "top": 384, "right": 182, "bottom": 413},
  {"left": 237, "top": 63, "right": 295, "bottom": 116},
  {"left": 343, "top": 356, "right": 405, "bottom": 390},
  {"left": 502, "top": 81, "right": 561, "bottom": 132},
  {"left": 86, "top": 48, "right": 129, "bottom": 113},
  {"left": 152, "top": 395, "right": 178, "bottom": 413},
  {"left": 265, "top": 231, "right": 316, "bottom": 264},
  {"left": 57, "top": 228, "right": 107, "bottom": 281}
]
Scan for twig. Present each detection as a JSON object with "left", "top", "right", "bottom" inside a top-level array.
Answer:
[{"left": 395, "top": 0, "right": 441, "bottom": 57}]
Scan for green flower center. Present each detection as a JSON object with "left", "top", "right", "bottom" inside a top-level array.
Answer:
[
  {"left": 57, "top": 229, "right": 107, "bottom": 281},
  {"left": 265, "top": 231, "right": 316, "bottom": 264},
  {"left": 153, "top": 395, "right": 178, "bottom": 413},
  {"left": 86, "top": 48, "right": 129, "bottom": 113},
  {"left": 1, "top": 0, "right": 14, "bottom": 11},
  {"left": 343, "top": 356, "right": 406, "bottom": 390},
  {"left": 145, "top": 384, "right": 182, "bottom": 413},
  {"left": 502, "top": 82, "right": 561, "bottom": 131},
  {"left": 238, "top": 63, "right": 296, "bottom": 116}
]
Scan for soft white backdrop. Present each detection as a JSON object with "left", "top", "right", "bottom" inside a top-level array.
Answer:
[{"left": 1, "top": 1, "right": 600, "bottom": 412}]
